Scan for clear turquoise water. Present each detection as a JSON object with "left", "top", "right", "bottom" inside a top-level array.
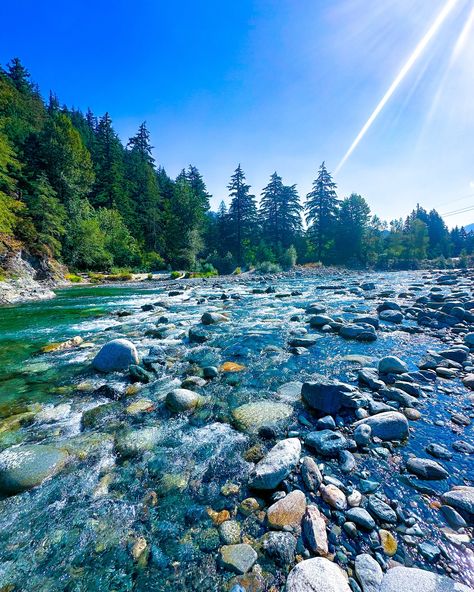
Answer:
[{"left": 0, "top": 275, "right": 472, "bottom": 590}]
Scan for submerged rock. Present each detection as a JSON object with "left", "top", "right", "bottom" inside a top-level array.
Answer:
[
  {"left": 249, "top": 438, "right": 301, "bottom": 490},
  {"left": 286, "top": 557, "right": 351, "bottom": 592},
  {"left": 115, "top": 427, "right": 162, "bottom": 458},
  {"left": 92, "top": 338, "right": 139, "bottom": 372},
  {"left": 380, "top": 566, "right": 473, "bottom": 592},
  {"left": 232, "top": 401, "right": 293, "bottom": 433},
  {"left": 219, "top": 543, "right": 257, "bottom": 574},
  {"left": 0, "top": 444, "right": 68, "bottom": 494}
]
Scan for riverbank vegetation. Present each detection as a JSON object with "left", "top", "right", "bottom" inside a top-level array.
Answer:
[{"left": 1, "top": 58, "right": 473, "bottom": 276}]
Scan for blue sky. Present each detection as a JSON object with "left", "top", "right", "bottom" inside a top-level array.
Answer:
[{"left": 2, "top": 0, "right": 474, "bottom": 227}]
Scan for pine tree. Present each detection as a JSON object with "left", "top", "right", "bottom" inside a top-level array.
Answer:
[
  {"left": 260, "top": 172, "right": 284, "bottom": 245},
  {"left": 0, "top": 128, "right": 22, "bottom": 235},
  {"left": 6, "top": 58, "right": 33, "bottom": 93},
  {"left": 227, "top": 164, "right": 257, "bottom": 266},
  {"left": 336, "top": 193, "right": 371, "bottom": 264},
  {"left": 305, "top": 162, "right": 339, "bottom": 261}
]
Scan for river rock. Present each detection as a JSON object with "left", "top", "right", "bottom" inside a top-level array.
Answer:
[
  {"left": 379, "top": 310, "right": 403, "bottom": 324},
  {"left": 92, "top": 339, "right": 139, "bottom": 372},
  {"left": 406, "top": 457, "right": 449, "bottom": 480},
  {"left": 379, "top": 529, "right": 397, "bottom": 556},
  {"left": 202, "top": 311, "right": 228, "bottom": 325},
  {"left": 232, "top": 401, "right": 293, "bottom": 433},
  {"left": 353, "top": 411, "right": 409, "bottom": 441},
  {"left": 305, "top": 430, "right": 348, "bottom": 457},
  {"left": 339, "top": 324, "right": 377, "bottom": 342},
  {"left": 220, "top": 543, "right": 257, "bottom": 574},
  {"left": 219, "top": 520, "right": 241, "bottom": 545},
  {"left": 249, "top": 438, "right": 301, "bottom": 490},
  {"left": 302, "top": 377, "right": 360, "bottom": 414},
  {"left": 441, "top": 487, "right": 474, "bottom": 524},
  {"left": 115, "top": 427, "right": 161, "bottom": 458},
  {"left": 301, "top": 456, "right": 323, "bottom": 491},
  {"left": 286, "top": 557, "right": 351, "bottom": 592},
  {"left": 367, "top": 496, "right": 397, "bottom": 524},
  {"left": 321, "top": 484, "right": 347, "bottom": 511},
  {"left": 355, "top": 554, "right": 383, "bottom": 592},
  {"left": 267, "top": 489, "right": 306, "bottom": 529},
  {"left": 378, "top": 356, "right": 408, "bottom": 374},
  {"left": 302, "top": 505, "right": 328, "bottom": 555},
  {"left": 346, "top": 508, "right": 376, "bottom": 531},
  {"left": 380, "top": 566, "right": 473, "bottom": 592},
  {"left": 261, "top": 531, "right": 297, "bottom": 567},
  {"left": 166, "top": 388, "right": 201, "bottom": 412},
  {"left": 354, "top": 424, "right": 372, "bottom": 446},
  {"left": 0, "top": 444, "right": 68, "bottom": 494}
]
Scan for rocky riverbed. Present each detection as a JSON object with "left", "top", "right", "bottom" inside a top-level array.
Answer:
[{"left": 0, "top": 269, "right": 473, "bottom": 591}]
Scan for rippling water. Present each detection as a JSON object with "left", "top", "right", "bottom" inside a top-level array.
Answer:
[{"left": 0, "top": 272, "right": 472, "bottom": 591}]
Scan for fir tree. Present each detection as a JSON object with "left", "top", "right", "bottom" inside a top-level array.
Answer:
[{"left": 227, "top": 164, "right": 257, "bottom": 266}]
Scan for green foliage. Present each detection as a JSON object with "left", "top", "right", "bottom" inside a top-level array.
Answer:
[
  {"left": 142, "top": 251, "right": 166, "bottom": 271},
  {"left": 0, "top": 128, "right": 22, "bottom": 235},
  {"left": 65, "top": 273, "right": 82, "bottom": 283},
  {"left": 279, "top": 245, "right": 297, "bottom": 270},
  {"left": 255, "top": 261, "right": 281, "bottom": 274},
  {"left": 170, "top": 271, "right": 182, "bottom": 279}
]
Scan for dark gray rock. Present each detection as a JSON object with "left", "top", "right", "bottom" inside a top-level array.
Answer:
[
  {"left": 302, "top": 377, "right": 360, "bottom": 414},
  {"left": 305, "top": 430, "right": 349, "bottom": 457},
  {"left": 406, "top": 457, "right": 449, "bottom": 480}
]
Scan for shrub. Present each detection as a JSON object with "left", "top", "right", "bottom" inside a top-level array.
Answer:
[
  {"left": 143, "top": 252, "right": 166, "bottom": 271},
  {"left": 279, "top": 245, "right": 297, "bottom": 270},
  {"left": 170, "top": 271, "right": 182, "bottom": 279},
  {"left": 233, "top": 267, "right": 241, "bottom": 275},
  {"left": 255, "top": 261, "right": 281, "bottom": 274},
  {"left": 65, "top": 273, "right": 82, "bottom": 283}
]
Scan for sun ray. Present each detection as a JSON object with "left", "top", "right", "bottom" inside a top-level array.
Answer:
[{"left": 335, "top": 0, "right": 460, "bottom": 174}]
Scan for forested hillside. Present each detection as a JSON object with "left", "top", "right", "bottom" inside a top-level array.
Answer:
[{"left": 1, "top": 58, "right": 472, "bottom": 275}]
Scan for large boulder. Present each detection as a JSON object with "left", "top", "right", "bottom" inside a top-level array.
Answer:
[
  {"left": 339, "top": 324, "right": 377, "bottom": 342},
  {"left": 249, "top": 438, "right": 301, "bottom": 490},
  {"left": 201, "top": 311, "right": 228, "bottom": 325},
  {"left": 441, "top": 487, "right": 474, "bottom": 524},
  {"left": 302, "top": 377, "right": 360, "bottom": 414},
  {"left": 232, "top": 401, "right": 293, "bottom": 433},
  {"left": 0, "top": 444, "right": 68, "bottom": 494},
  {"left": 286, "top": 557, "right": 351, "bottom": 592},
  {"left": 378, "top": 356, "right": 408, "bottom": 374},
  {"left": 92, "top": 339, "right": 139, "bottom": 372},
  {"left": 353, "top": 411, "right": 409, "bottom": 441},
  {"left": 380, "top": 566, "right": 473, "bottom": 592}
]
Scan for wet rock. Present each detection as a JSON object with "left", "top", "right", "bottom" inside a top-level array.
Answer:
[
  {"left": 380, "top": 566, "right": 473, "bottom": 592},
  {"left": 378, "top": 356, "right": 408, "bottom": 374},
  {"left": 81, "top": 402, "right": 123, "bottom": 430},
  {"left": 306, "top": 303, "right": 327, "bottom": 314},
  {"left": 309, "top": 314, "right": 334, "bottom": 328},
  {"left": 219, "top": 520, "right": 241, "bottom": 545},
  {"left": 367, "top": 496, "right": 397, "bottom": 524},
  {"left": 92, "top": 338, "right": 139, "bottom": 372},
  {"left": 166, "top": 388, "right": 201, "bottom": 412},
  {"left": 377, "top": 301, "right": 401, "bottom": 313},
  {"left": 289, "top": 336, "right": 322, "bottom": 348},
  {"left": 129, "top": 364, "right": 152, "bottom": 383},
  {"left": 339, "top": 324, "right": 377, "bottom": 342},
  {"left": 406, "top": 457, "right": 449, "bottom": 480},
  {"left": 302, "top": 377, "right": 360, "bottom": 414},
  {"left": 201, "top": 311, "right": 228, "bottom": 325},
  {"left": 305, "top": 430, "right": 349, "bottom": 457},
  {"left": 0, "top": 444, "right": 68, "bottom": 494},
  {"left": 203, "top": 366, "right": 218, "bottom": 378},
  {"left": 339, "top": 450, "right": 356, "bottom": 473},
  {"left": 441, "top": 487, "right": 474, "bottom": 524},
  {"left": 267, "top": 489, "right": 306, "bottom": 529},
  {"left": 249, "top": 438, "right": 301, "bottom": 490},
  {"left": 286, "top": 557, "right": 351, "bottom": 592},
  {"left": 353, "top": 411, "right": 409, "bottom": 441},
  {"left": 346, "top": 508, "right": 376, "bottom": 531},
  {"left": 425, "top": 443, "right": 452, "bottom": 460},
  {"left": 462, "top": 374, "right": 474, "bottom": 389},
  {"left": 189, "top": 326, "right": 209, "bottom": 343},
  {"left": 301, "top": 456, "right": 323, "bottom": 491},
  {"left": 261, "top": 531, "right": 297, "bottom": 566},
  {"left": 358, "top": 368, "right": 384, "bottom": 391},
  {"left": 355, "top": 553, "right": 383, "bottom": 592},
  {"left": 418, "top": 541, "right": 441, "bottom": 561},
  {"left": 440, "top": 506, "right": 467, "bottom": 529},
  {"left": 115, "top": 427, "right": 161, "bottom": 458},
  {"left": 320, "top": 484, "right": 347, "bottom": 511},
  {"left": 302, "top": 505, "right": 328, "bottom": 555},
  {"left": 379, "top": 529, "right": 397, "bottom": 556},
  {"left": 354, "top": 424, "right": 372, "bottom": 447},
  {"left": 379, "top": 310, "right": 403, "bottom": 324},
  {"left": 220, "top": 543, "right": 257, "bottom": 574},
  {"left": 232, "top": 401, "right": 293, "bottom": 434},
  {"left": 347, "top": 490, "right": 362, "bottom": 507},
  {"left": 452, "top": 440, "right": 474, "bottom": 454}
]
